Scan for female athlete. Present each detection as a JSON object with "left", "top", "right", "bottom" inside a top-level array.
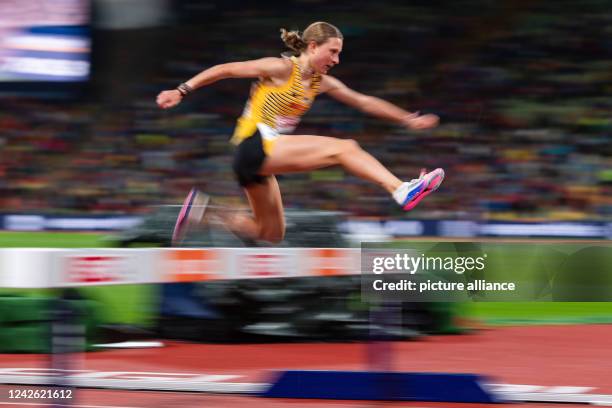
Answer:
[{"left": 156, "top": 22, "right": 444, "bottom": 244}]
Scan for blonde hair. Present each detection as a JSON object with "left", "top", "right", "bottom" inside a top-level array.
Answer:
[{"left": 280, "top": 22, "right": 343, "bottom": 56}]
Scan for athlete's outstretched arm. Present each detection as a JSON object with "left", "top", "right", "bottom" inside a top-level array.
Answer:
[
  {"left": 156, "top": 58, "right": 290, "bottom": 109},
  {"left": 320, "top": 75, "right": 439, "bottom": 130}
]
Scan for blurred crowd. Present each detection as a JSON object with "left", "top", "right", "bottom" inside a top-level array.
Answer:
[{"left": 0, "top": 0, "right": 610, "bottom": 221}]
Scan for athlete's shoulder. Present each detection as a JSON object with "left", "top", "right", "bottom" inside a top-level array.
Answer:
[
  {"left": 255, "top": 57, "right": 292, "bottom": 76},
  {"left": 319, "top": 74, "right": 346, "bottom": 93}
]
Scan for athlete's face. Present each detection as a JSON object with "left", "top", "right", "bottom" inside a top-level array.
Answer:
[{"left": 309, "top": 37, "right": 343, "bottom": 74}]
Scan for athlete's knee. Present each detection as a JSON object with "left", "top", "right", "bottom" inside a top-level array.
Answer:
[
  {"left": 335, "top": 139, "right": 362, "bottom": 160},
  {"left": 255, "top": 218, "right": 285, "bottom": 243},
  {"left": 259, "top": 225, "right": 285, "bottom": 243},
  {"left": 342, "top": 138, "right": 360, "bottom": 152},
  {"left": 261, "top": 231, "right": 284, "bottom": 244},
  {"left": 329, "top": 138, "right": 360, "bottom": 160}
]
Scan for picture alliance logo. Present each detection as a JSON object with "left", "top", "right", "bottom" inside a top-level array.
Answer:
[{"left": 371, "top": 253, "right": 488, "bottom": 275}]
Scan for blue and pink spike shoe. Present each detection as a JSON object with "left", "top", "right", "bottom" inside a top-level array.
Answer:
[{"left": 393, "top": 168, "right": 444, "bottom": 211}]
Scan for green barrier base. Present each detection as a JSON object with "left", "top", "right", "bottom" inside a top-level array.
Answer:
[{"left": 0, "top": 296, "right": 100, "bottom": 353}]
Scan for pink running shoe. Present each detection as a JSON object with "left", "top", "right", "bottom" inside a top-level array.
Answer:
[
  {"left": 172, "top": 188, "right": 210, "bottom": 245},
  {"left": 393, "top": 177, "right": 427, "bottom": 209},
  {"left": 402, "top": 168, "right": 445, "bottom": 211}
]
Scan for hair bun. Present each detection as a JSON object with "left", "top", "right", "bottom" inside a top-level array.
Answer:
[{"left": 280, "top": 28, "right": 307, "bottom": 53}]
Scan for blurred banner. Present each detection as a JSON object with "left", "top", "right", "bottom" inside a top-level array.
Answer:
[
  {"left": 1, "top": 213, "right": 610, "bottom": 239},
  {"left": 0, "top": 0, "right": 90, "bottom": 82}
]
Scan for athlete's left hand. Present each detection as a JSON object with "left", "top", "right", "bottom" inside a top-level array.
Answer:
[
  {"left": 404, "top": 113, "right": 439, "bottom": 130},
  {"left": 156, "top": 89, "right": 183, "bottom": 109}
]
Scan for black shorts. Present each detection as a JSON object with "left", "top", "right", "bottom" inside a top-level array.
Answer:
[{"left": 232, "top": 131, "right": 268, "bottom": 187}]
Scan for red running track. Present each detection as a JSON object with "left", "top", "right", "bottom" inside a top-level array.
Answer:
[{"left": 1, "top": 325, "right": 611, "bottom": 407}]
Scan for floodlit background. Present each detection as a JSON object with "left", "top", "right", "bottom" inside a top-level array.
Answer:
[{"left": 0, "top": 1, "right": 610, "bottom": 407}]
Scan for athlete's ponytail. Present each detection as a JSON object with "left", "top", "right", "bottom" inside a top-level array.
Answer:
[
  {"left": 280, "top": 22, "right": 343, "bottom": 56},
  {"left": 280, "top": 28, "right": 307, "bottom": 55}
]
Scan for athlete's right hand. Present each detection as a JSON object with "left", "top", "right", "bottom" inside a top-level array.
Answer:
[
  {"left": 156, "top": 90, "right": 183, "bottom": 109},
  {"left": 403, "top": 113, "right": 439, "bottom": 130}
]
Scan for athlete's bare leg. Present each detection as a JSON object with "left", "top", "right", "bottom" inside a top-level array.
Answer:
[
  {"left": 177, "top": 134, "right": 440, "bottom": 244},
  {"left": 260, "top": 135, "right": 403, "bottom": 193},
  {"left": 223, "top": 134, "right": 429, "bottom": 242},
  {"left": 220, "top": 176, "right": 285, "bottom": 243}
]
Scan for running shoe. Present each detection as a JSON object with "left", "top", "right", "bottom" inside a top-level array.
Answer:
[
  {"left": 402, "top": 168, "right": 445, "bottom": 211},
  {"left": 393, "top": 177, "right": 427, "bottom": 210},
  {"left": 172, "top": 188, "right": 210, "bottom": 245}
]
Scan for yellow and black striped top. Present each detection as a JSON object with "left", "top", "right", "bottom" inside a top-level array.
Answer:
[{"left": 231, "top": 56, "right": 321, "bottom": 154}]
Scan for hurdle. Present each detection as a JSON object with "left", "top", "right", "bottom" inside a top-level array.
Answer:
[{"left": 2, "top": 247, "right": 607, "bottom": 404}]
